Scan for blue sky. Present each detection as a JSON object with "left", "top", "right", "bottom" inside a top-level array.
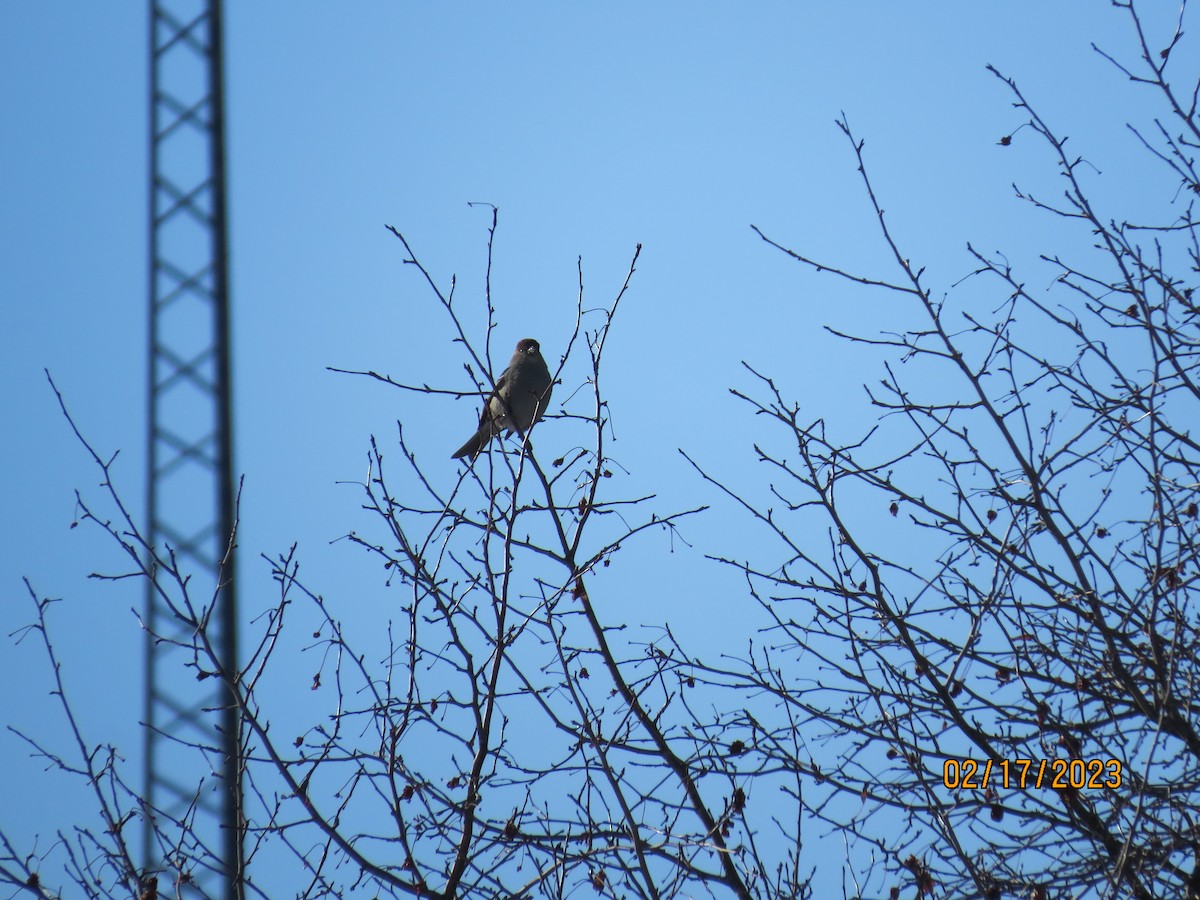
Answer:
[{"left": 0, "top": 3, "right": 1178, "bottom": 894}]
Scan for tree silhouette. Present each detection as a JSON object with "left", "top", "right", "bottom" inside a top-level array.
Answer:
[{"left": 682, "top": 3, "right": 1200, "bottom": 896}]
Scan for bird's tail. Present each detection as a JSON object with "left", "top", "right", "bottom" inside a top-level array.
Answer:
[{"left": 451, "top": 426, "right": 491, "bottom": 460}]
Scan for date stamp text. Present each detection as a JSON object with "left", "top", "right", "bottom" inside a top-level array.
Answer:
[{"left": 943, "top": 758, "right": 1122, "bottom": 790}]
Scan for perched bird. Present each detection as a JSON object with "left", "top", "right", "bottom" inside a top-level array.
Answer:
[{"left": 452, "top": 338, "right": 553, "bottom": 460}]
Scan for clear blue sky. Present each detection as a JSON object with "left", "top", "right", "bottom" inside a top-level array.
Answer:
[{"left": 0, "top": 3, "right": 1174, "bottom": 894}]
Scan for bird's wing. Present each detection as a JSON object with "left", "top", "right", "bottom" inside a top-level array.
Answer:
[{"left": 477, "top": 365, "right": 511, "bottom": 427}]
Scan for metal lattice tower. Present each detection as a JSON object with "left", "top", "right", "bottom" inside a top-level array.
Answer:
[{"left": 146, "top": 1, "right": 241, "bottom": 895}]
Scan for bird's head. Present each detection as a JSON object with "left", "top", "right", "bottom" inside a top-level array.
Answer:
[{"left": 516, "top": 338, "right": 541, "bottom": 356}]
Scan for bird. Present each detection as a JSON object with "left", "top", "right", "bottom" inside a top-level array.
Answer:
[{"left": 452, "top": 338, "right": 553, "bottom": 460}]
